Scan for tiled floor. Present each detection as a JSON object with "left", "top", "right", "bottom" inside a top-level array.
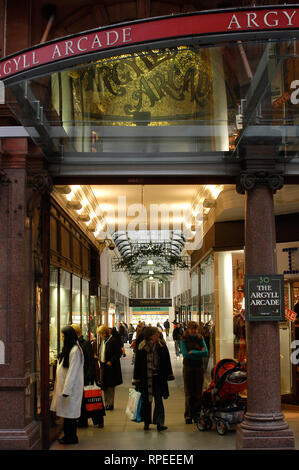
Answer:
[{"left": 50, "top": 337, "right": 299, "bottom": 451}]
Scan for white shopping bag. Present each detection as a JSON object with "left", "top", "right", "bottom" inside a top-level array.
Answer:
[{"left": 126, "top": 388, "right": 141, "bottom": 421}]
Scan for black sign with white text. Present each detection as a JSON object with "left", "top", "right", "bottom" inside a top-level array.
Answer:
[{"left": 245, "top": 274, "right": 285, "bottom": 321}]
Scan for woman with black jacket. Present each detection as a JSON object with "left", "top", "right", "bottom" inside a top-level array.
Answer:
[
  {"left": 132, "top": 326, "right": 174, "bottom": 431},
  {"left": 71, "top": 324, "right": 105, "bottom": 428},
  {"left": 97, "top": 325, "right": 123, "bottom": 410}
]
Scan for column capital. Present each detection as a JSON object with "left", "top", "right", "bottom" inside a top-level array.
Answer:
[
  {"left": 27, "top": 172, "right": 53, "bottom": 216},
  {"left": 236, "top": 170, "right": 284, "bottom": 195}
]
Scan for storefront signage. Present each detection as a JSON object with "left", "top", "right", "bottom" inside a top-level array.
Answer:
[
  {"left": 129, "top": 298, "right": 172, "bottom": 307},
  {"left": 132, "top": 307, "right": 169, "bottom": 312},
  {"left": 0, "top": 7, "right": 298, "bottom": 81},
  {"left": 282, "top": 247, "right": 299, "bottom": 275},
  {"left": 285, "top": 307, "right": 297, "bottom": 323},
  {"left": 245, "top": 274, "right": 285, "bottom": 321}
]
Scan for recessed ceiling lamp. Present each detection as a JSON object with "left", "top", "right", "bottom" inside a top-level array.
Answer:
[
  {"left": 78, "top": 214, "right": 90, "bottom": 222},
  {"left": 66, "top": 200, "right": 82, "bottom": 210},
  {"left": 55, "top": 185, "right": 71, "bottom": 195},
  {"left": 148, "top": 259, "right": 154, "bottom": 265},
  {"left": 207, "top": 185, "right": 222, "bottom": 199}
]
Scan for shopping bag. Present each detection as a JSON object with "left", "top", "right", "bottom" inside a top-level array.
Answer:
[
  {"left": 126, "top": 388, "right": 142, "bottom": 421},
  {"left": 83, "top": 383, "right": 104, "bottom": 413},
  {"left": 134, "top": 393, "right": 142, "bottom": 423}
]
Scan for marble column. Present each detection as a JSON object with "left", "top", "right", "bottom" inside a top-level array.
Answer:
[
  {"left": 0, "top": 138, "right": 41, "bottom": 449},
  {"left": 236, "top": 175, "right": 295, "bottom": 449}
]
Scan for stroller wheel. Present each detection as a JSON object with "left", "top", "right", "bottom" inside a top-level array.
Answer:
[
  {"left": 197, "top": 417, "right": 212, "bottom": 432},
  {"left": 216, "top": 419, "right": 228, "bottom": 436}
]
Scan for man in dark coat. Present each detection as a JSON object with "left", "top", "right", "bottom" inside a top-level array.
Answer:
[
  {"left": 132, "top": 326, "right": 174, "bottom": 431},
  {"left": 172, "top": 322, "right": 183, "bottom": 358},
  {"left": 98, "top": 325, "right": 123, "bottom": 410},
  {"left": 118, "top": 322, "right": 126, "bottom": 345},
  {"left": 163, "top": 319, "right": 170, "bottom": 337}
]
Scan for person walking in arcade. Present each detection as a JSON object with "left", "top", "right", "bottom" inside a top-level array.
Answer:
[
  {"left": 97, "top": 325, "right": 123, "bottom": 410},
  {"left": 50, "top": 325, "right": 84, "bottom": 445},
  {"left": 180, "top": 321, "right": 208, "bottom": 424},
  {"left": 132, "top": 326, "right": 174, "bottom": 431}
]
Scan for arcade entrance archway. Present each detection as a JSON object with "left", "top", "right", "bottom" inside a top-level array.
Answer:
[{"left": 0, "top": 7, "right": 299, "bottom": 450}]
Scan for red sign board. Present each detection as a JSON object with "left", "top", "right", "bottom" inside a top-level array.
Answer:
[
  {"left": 0, "top": 7, "right": 298, "bottom": 81},
  {"left": 285, "top": 307, "right": 297, "bottom": 322}
]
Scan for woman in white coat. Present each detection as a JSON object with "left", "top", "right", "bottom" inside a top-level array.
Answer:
[{"left": 50, "top": 325, "right": 84, "bottom": 444}]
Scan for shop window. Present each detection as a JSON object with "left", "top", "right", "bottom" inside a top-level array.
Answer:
[
  {"left": 72, "top": 275, "right": 81, "bottom": 326},
  {"left": 165, "top": 281, "right": 171, "bottom": 298},
  {"left": 232, "top": 253, "right": 246, "bottom": 364},
  {"left": 49, "top": 267, "right": 59, "bottom": 364},
  {"left": 60, "top": 270, "right": 71, "bottom": 333},
  {"left": 89, "top": 296, "right": 97, "bottom": 340},
  {"left": 146, "top": 281, "right": 151, "bottom": 298},
  {"left": 82, "top": 279, "right": 89, "bottom": 338},
  {"left": 158, "top": 282, "right": 164, "bottom": 298},
  {"left": 137, "top": 282, "right": 143, "bottom": 298}
]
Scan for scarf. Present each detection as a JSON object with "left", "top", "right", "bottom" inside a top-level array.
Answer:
[
  {"left": 141, "top": 340, "right": 160, "bottom": 403},
  {"left": 100, "top": 335, "right": 112, "bottom": 363}
]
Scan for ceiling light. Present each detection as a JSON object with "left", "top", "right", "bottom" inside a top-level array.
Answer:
[
  {"left": 148, "top": 259, "right": 154, "bottom": 265},
  {"left": 207, "top": 185, "right": 222, "bottom": 199},
  {"left": 87, "top": 224, "right": 97, "bottom": 232},
  {"left": 66, "top": 191, "right": 75, "bottom": 201},
  {"left": 203, "top": 199, "right": 216, "bottom": 209},
  {"left": 66, "top": 200, "right": 82, "bottom": 210},
  {"left": 149, "top": 270, "right": 154, "bottom": 275},
  {"left": 55, "top": 185, "right": 71, "bottom": 194},
  {"left": 78, "top": 214, "right": 90, "bottom": 222}
]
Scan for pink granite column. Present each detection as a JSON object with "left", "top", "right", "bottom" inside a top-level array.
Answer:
[
  {"left": 0, "top": 138, "right": 41, "bottom": 449},
  {"left": 236, "top": 180, "right": 295, "bottom": 449}
]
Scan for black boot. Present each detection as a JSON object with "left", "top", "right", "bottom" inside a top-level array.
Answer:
[{"left": 157, "top": 424, "right": 168, "bottom": 431}]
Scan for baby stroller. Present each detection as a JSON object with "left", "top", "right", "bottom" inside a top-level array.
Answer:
[{"left": 197, "top": 358, "right": 247, "bottom": 435}]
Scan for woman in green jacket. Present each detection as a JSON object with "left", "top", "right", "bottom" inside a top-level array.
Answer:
[{"left": 180, "top": 321, "right": 208, "bottom": 424}]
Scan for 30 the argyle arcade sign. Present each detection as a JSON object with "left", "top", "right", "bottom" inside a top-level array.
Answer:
[{"left": 0, "top": 6, "right": 298, "bottom": 81}]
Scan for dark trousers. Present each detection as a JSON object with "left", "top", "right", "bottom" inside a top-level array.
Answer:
[
  {"left": 143, "top": 375, "right": 165, "bottom": 426},
  {"left": 174, "top": 340, "right": 181, "bottom": 356},
  {"left": 63, "top": 418, "right": 78, "bottom": 441},
  {"left": 183, "top": 363, "right": 204, "bottom": 419},
  {"left": 78, "top": 392, "right": 88, "bottom": 427}
]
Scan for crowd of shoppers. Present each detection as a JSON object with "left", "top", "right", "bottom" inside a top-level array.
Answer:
[{"left": 50, "top": 319, "right": 210, "bottom": 444}]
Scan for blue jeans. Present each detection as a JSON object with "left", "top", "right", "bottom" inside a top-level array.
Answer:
[{"left": 175, "top": 340, "right": 181, "bottom": 357}]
